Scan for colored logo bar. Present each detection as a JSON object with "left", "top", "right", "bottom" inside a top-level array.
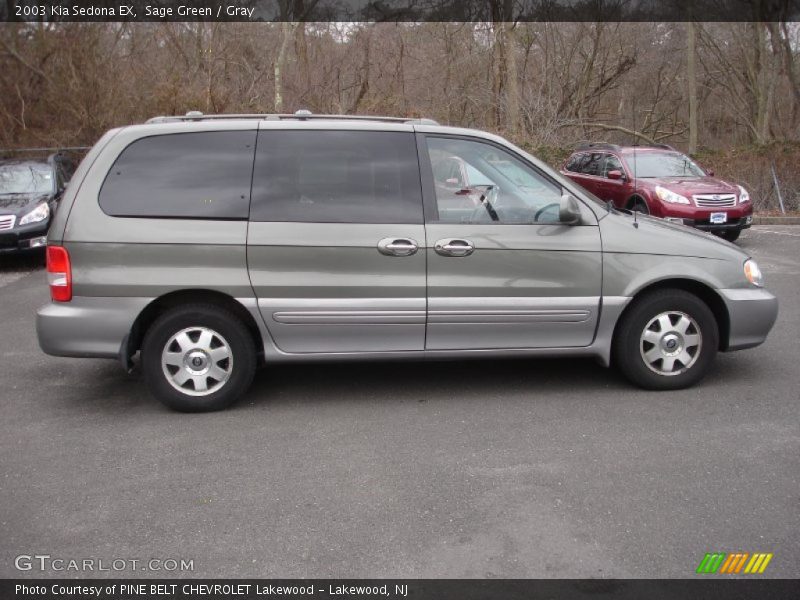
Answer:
[{"left": 696, "top": 552, "right": 773, "bottom": 574}]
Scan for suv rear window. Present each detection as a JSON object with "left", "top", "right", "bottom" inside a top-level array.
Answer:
[
  {"left": 250, "top": 130, "right": 423, "bottom": 223},
  {"left": 99, "top": 131, "right": 256, "bottom": 219}
]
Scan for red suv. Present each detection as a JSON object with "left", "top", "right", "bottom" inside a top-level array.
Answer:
[{"left": 561, "top": 143, "right": 753, "bottom": 241}]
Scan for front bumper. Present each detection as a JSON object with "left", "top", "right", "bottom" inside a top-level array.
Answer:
[
  {"left": 657, "top": 203, "right": 754, "bottom": 233},
  {"left": 680, "top": 215, "right": 753, "bottom": 233},
  {"left": 719, "top": 288, "right": 778, "bottom": 351},
  {"left": 37, "top": 296, "right": 150, "bottom": 359},
  {"left": 0, "top": 219, "right": 50, "bottom": 253}
]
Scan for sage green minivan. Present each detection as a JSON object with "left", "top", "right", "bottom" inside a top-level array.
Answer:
[{"left": 36, "top": 112, "right": 778, "bottom": 411}]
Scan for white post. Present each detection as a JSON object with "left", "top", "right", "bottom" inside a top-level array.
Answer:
[{"left": 771, "top": 163, "right": 786, "bottom": 215}]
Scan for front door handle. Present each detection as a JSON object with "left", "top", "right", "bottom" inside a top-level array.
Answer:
[
  {"left": 377, "top": 237, "right": 419, "bottom": 257},
  {"left": 434, "top": 238, "right": 475, "bottom": 257}
]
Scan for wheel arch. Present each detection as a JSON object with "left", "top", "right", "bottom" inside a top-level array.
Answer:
[
  {"left": 124, "top": 290, "right": 264, "bottom": 367},
  {"left": 626, "top": 193, "right": 648, "bottom": 210},
  {"left": 614, "top": 278, "right": 731, "bottom": 351}
]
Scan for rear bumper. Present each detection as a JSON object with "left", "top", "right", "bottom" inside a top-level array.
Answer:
[
  {"left": 36, "top": 296, "right": 150, "bottom": 358},
  {"left": 719, "top": 288, "right": 778, "bottom": 351}
]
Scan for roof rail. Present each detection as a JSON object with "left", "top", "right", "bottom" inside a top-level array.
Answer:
[
  {"left": 576, "top": 141, "right": 678, "bottom": 152},
  {"left": 146, "top": 110, "right": 439, "bottom": 126},
  {"left": 575, "top": 141, "right": 621, "bottom": 152},
  {"left": 647, "top": 142, "right": 676, "bottom": 151}
]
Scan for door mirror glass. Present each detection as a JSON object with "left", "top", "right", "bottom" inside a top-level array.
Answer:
[
  {"left": 559, "top": 194, "right": 582, "bottom": 225},
  {"left": 607, "top": 169, "right": 623, "bottom": 180}
]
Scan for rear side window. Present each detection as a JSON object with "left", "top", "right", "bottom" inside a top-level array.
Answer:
[
  {"left": 581, "top": 153, "right": 605, "bottom": 176},
  {"left": 250, "top": 130, "right": 423, "bottom": 223},
  {"left": 99, "top": 131, "right": 256, "bottom": 219}
]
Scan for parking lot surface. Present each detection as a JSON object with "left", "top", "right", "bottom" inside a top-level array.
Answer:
[{"left": 1, "top": 226, "right": 798, "bottom": 578}]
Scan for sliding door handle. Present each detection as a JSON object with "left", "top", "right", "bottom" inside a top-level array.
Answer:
[{"left": 377, "top": 237, "right": 419, "bottom": 257}]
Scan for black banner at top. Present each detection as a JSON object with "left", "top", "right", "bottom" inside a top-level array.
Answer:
[{"left": 2, "top": 0, "right": 799, "bottom": 22}]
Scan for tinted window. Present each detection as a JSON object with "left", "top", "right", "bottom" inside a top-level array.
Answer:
[
  {"left": 99, "top": 131, "right": 256, "bottom": 219},
  {"left": 425, "top": 136, "right": 564, "bottom": 224},
  {"left": 565, "top": 153, "right": 585, "bottom": 172},
  {"left": 250, "top": 130, "right": 422, "bottom": 224},
  {"left": 580, "top": 152, "right": 604, "bottom": 176}
]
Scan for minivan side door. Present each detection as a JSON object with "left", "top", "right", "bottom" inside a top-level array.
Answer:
[
  {"left": 419, "top": 134, "right": 602, "bottom": 350},
  {"left": 247, "top": 125, "right": 426, "bottom": 354}
]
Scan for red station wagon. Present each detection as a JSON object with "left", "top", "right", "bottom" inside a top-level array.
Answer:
[{"left": 561, "top": 143, "right": 753, "bottom": 241}]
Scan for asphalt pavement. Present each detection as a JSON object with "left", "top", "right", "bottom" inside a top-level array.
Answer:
[{"left": 1, "top": 226, "right": 798, "bottom": 579}]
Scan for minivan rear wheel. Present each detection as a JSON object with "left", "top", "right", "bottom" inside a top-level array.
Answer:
[
  {"left": 142, "top": 304, "right": 256, "bottom": 412},
  {"left": 613, "top": 289, "right": 718, "bottom": 390}
]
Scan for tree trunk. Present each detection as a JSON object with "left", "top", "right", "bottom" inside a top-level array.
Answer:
[
  {"left": 687, "top": 21, "right": 698, "bottom": 154},
  {"left": 274, "top": 21, "right": 293, "bottom": 112},
  {"left": 505, "top": 23, "right": 520, "bottom": 136}
]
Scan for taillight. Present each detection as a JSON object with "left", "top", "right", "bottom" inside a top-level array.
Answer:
[{"left": 46, "top": 245, "right": 72, "bottom": 302}]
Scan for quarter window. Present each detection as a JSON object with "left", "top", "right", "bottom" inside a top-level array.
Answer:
[
  {"left": 99, "top": 131, "right": 256, "bottom": 219},
  {"left": 250, "top": 130, "right": 423, "bottom": 224}
]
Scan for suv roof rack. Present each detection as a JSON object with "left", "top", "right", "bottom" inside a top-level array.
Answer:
[
  {"left": 575, "top": 142, "right": 621, "bottom": 152},
  {"left": 575, "top": 141, "right": 677, "bottom": 152},
  {"left": 146, "top": 110, "right": 439, "bottom": 126}
]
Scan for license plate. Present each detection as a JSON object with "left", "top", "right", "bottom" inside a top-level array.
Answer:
[{"left": 710, "top": 212, "right": 728, "bottom": 224}]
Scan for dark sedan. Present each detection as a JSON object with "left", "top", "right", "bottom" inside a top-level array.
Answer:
[{"left": 0, "top": 154, "right": 75, "bottom": 253}]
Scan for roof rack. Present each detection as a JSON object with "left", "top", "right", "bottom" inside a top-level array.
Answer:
[
  {"left": 645, "top": 143, "right": 676, "bottom": 150},
  {"left": 146, "top": 110, "right": 439, "bottom": 126},
  {"left": 575, "top": 142, "right": 621, "bottom": 152},
  {"left": 575, "top": 141, "right": 677, "bottom": 152}
]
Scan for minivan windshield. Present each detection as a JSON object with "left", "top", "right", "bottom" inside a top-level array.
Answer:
[
  {"left": 0, "top": 163, "right": 53, "bottom": 195},
  {"left": 626, "top": 153, "right": 706, "bottom": 178}
]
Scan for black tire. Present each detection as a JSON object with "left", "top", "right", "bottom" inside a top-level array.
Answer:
[
  {"left": 721, "top": 230, "right": 741, "bottom": 242},
  {"left": 630, "top": 198, "right": 649, "bottom": 214},
  {"left": 142, "top": 304, "right": 256, "bottom": 412},
  {"left": 613, "top": 289, "right": 718, "bottom": 390}
]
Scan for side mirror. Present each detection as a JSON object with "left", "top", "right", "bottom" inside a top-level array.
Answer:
[
  {"left": 706, "top": 169, "right": 714, "bottom": 177},
  {"left": 607, "top": 169, "right": 624, "bottom": 180},
  {"left": 559, "top": 194, "right": 582, "bottom": 225}
]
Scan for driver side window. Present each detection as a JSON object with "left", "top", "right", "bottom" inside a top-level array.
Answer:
[{"left": 425, "top": 137, "right": 563, "bottom": 224}]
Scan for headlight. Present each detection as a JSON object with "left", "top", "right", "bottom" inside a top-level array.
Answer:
[
  {"left": 19, "top": 202, "right": 50, "bottom": 226},
  {"left": 738, "top": 185, "right": 750, "bottom": 204},
  {"left": 744, "top": 259, "right": 764, "bottom": 287},
  {"left": 655, "top": 186, "right": 690, "bottom": 205}
]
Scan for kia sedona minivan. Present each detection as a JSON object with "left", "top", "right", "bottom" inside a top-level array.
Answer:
[{"left": 37, "top": 112, "right": 778, "bottom": 412}]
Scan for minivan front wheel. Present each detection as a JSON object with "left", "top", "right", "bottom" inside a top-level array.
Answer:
[
  {"left": 142, "top": 304, "right": 256, "bottom": 412},
  {"left": 613, "top": 290, "right": 718, "bottom": 390}
]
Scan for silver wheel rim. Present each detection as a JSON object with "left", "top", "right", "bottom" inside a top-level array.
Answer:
[
  {"left": 639, "top": 311, "right": 702, "bottom": 376},
  {"left": 161, "top": 327, "right": 233, "bottom": 396}
]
